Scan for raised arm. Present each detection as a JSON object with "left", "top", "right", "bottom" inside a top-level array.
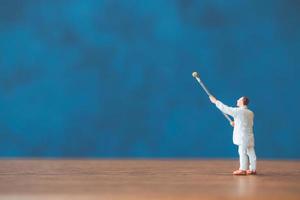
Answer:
[
  {"left": 215, "top": 100, "right": 237, "bottom": 117},
  {"left": 209, "top": 96, "right": 237, "bottom": 117}
]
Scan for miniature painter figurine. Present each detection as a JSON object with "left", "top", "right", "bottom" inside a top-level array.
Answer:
[{"left": 209, "top": 96, "right": 257, "bottom": 175}]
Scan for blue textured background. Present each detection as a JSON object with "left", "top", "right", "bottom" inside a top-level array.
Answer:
[{"left": 0, "top": 0, "right": 299, "bottom": 158}]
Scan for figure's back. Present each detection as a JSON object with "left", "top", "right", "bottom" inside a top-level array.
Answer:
[{"left": 236, "top": 108, "right": 254, "bottom": 134}]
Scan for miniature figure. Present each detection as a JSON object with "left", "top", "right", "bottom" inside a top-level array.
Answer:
[{"left": 209, "top": 96, "right": 257, "bottom": 175}]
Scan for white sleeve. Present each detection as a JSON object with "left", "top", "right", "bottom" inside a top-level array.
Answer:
[{"left": 215, "top": 100, "right": 237, "bottom": 117}]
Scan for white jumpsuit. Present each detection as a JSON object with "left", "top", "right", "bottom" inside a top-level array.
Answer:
[{"left": 216, "top": 100, "right": 257, "bottom": 171}]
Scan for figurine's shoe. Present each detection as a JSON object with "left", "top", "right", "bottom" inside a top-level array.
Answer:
[
  {"left": 246, "top": 170, "right": 257, "bottom": 175},
  {"left": 232, "top": 170, "right": 247, "bottom": 175}
]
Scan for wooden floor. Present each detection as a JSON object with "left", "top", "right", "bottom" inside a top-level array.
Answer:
[{"left": 0, "top": 160, "right": 299, "bottom": 200}]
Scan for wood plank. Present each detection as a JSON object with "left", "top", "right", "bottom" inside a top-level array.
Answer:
[{"left": 0, "top": 160, "right": 299, "bottom": 200}]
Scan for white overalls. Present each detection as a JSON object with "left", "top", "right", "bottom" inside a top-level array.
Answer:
[{"left": 216, "top": 101, "right": 257, "bottom": 171}]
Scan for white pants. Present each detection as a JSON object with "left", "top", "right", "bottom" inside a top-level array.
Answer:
[{"left": 238, "top": 145, "right": 257, "bottom": 171}]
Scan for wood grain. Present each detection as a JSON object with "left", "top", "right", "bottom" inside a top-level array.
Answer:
[{"left": 0, "top": 159, "right": 299, "bottom": 200}]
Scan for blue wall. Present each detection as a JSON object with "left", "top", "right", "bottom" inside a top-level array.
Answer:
[{"left": 0, "top": 0, "right": 299, "bottom": 158}]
